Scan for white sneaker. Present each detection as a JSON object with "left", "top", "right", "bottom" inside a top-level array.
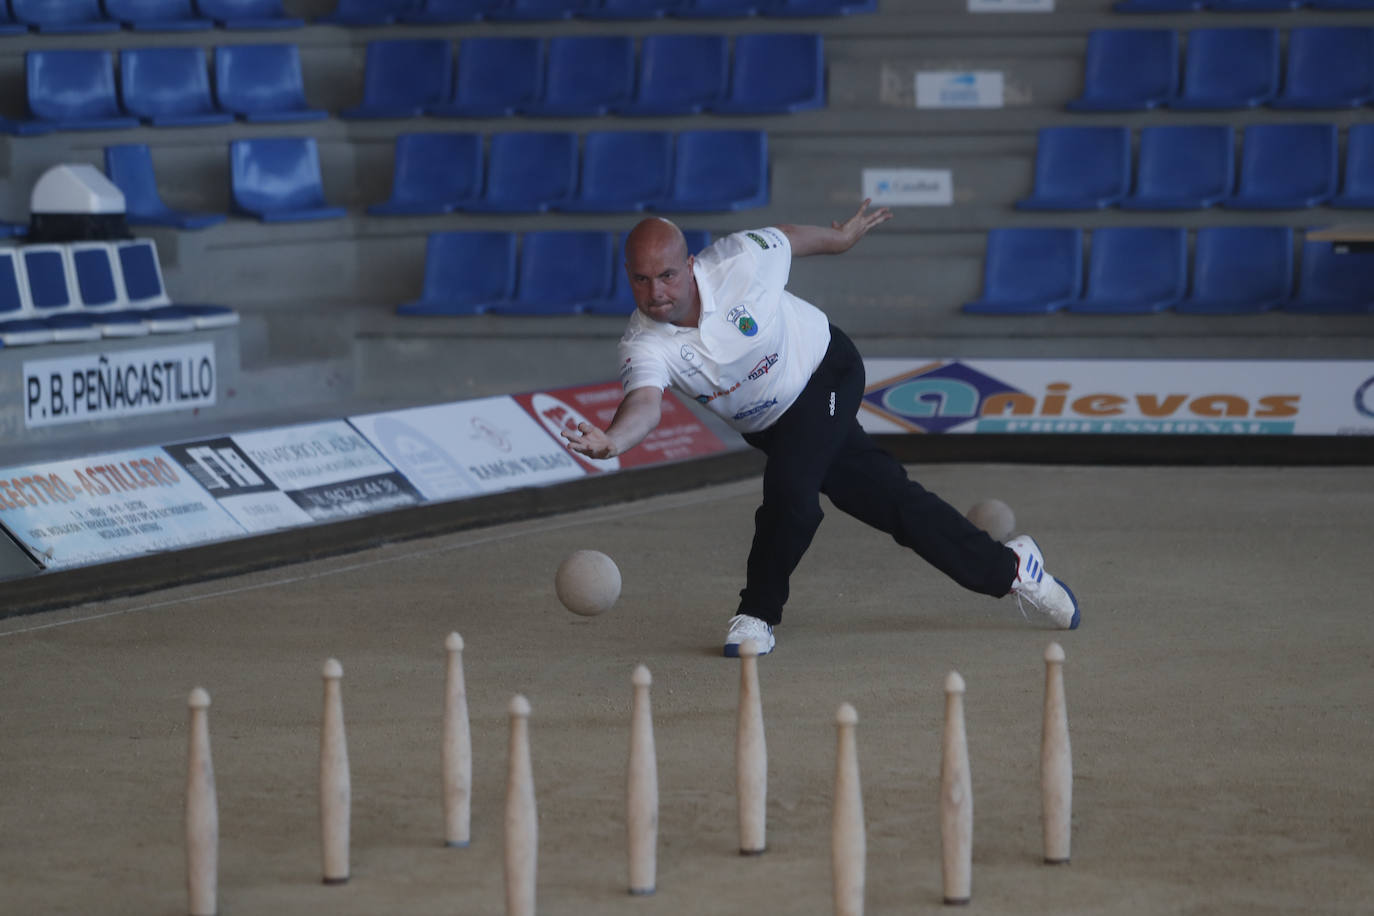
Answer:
[
  {"left": 723, "top": 614, "right": 775, "bottom": 657},
  {"left": 1006, "top": 535, "right": 1081, "bottom": 630}
]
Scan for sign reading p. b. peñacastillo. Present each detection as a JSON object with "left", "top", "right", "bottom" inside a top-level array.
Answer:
[{"left": 23, "top": 342, "right": 215, "bottom": 428}]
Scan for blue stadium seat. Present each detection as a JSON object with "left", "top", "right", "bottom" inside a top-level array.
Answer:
[
  {"left": 231, "top": 137, "right": 347, "bottom": 222},
  {"left": 712, "top": 34, "right": 825, "bottom": 114},
  {"left": 369, "top": 133, "right": 483, "bottom": 215},
  {"left": 618, "top": 34, "right": 728, "bottom": 116},
  {"left": 1224, "top": 124, "right": 1338, "bottom": 209},
  {"left": 485, "top": 0, "right": 593, "bottom": 18},
  {"left": 197, "top": 0, "right": 305, "bottom": 28},
  {"left": 11, "top": 0, "right": 118, "bottom": 33},
  {"left": 557, "top": 131, "right": 674, "bottom": 212},
  {"left": 653, "top": 129, "right": 768, "bottom": 211},
  {"left": 581, "top": 229, "right": 710, "bottom": 315},
  {"left": 69, "top": 242, "right": 192, "bottom": 334},
  {"left": 0, "top": 4, "right": 28, "bottom": 35},
  {"left": 1170, "top": 28, "right": 1279, "bottom": 110},
  {"left": 400, "top": 0, "right": 503, "bottom": 20},
  {"left": 1284, "top": 240, "right": 1374, "bottom": 313},
  {"left": 429, "top": 38, "right": 543, "bottom": 118},
  {"left": 117, "top": 238, "right": 238, "bottom": 329},
  {"left": 1309, "top": 0, "right": 1374, "bottom": 8},
  {"left": 461, "top": 132, "right": 578, "bottom": 213},
  {"left": 1066, "top": 227, "right": 1187, "bottom": 315},
  {"left": 764, "top": 0, "right": 876, "bottom": 15},
  {"left": 342, "top": 39, "right": 453, "bottom": 120},
  {"left": 580, "top": 0, "right": 684, "bottom": 18},
  {"left": 105, "top": 144, "right": 227, "bottom": 229},
  {"left": 104, "top": 0, "right": 212, "bottom": 30},
  {"left": 215, "top": 44, "right": 327, "bottom": 123},
  {"left": 1066, "top": 30, "right": 1177, "bottom": 111},
  {"left": 121, "top": 47, "right": 233, "bottom": 127},
  {"left": 317, "top": 0, "right": 421, "bottom": 24},
  {"left": 1332, "top": 124, "right": 1374, "bottom": 209},
  {"left": 1111, "top": 0, "right": 1202, "bottom": 10},
  {"left": 488, "top": 231, "right": 616, "bottom": 316},
  {"left": 674, "top": 0, "right": 758, "bottom": 17},
  {"left": 522, "top": 37, "right": 634, "bottom": 117},
  {"left": 1175, "top": 227, "right": 1293, "bottom": 314},
  {"left": 962, "top": 228, "right": 1083, "bottom": 315},
  {"left": 25, "top": 244, "right": 146, "bottom": 338},
  {"left": 397, "top": 231, "right": 517, "bottom": 316},
  {"left": 1271, "top": 28, "right": 1374, "bottom": 110},
  {"left": 1119, "top": 125, "right": 1234, "bottom": 210},
  {"left": 1016, "top": 126, "right": 1131, "bottom": 211},
  {"left": 22, "top": 50, "right": 140, "bottom": 132},
  {"left": 0, "top": 220, "right": 26, "bottom": 238},
  {"left": 0, "top": 249, "right": 58, "bottom": 347}
]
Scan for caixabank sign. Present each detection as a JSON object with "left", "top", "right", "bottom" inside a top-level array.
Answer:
[{"left": 859, "top": 359, "right": 1374, "bottom": 436}]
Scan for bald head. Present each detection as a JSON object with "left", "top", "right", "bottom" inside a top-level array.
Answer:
[
  {"left": 625, "top": 217, "right": 688, "bottom": 266},
  {"left": 623, "top": 218, "right": 699, "bottom": 327}
]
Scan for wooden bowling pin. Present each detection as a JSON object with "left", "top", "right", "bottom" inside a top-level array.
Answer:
[
  {"left": 185, "top": 687, "right": 217, "bottom": 916},
  {"left": 442, "top": 632, "right": 472, "bottom": 848},
  {"left": 505, "top": 694, "right": 537, "bottom": 916},
  {"left": 736, "top": 640, "right": 767, "bottom": 856},
  {"left": 1041, "top": 642, "right": 1072, "bottom": 865},
  {"left": 626, "top": 664, "right": 658, "bottom": 895},
  {"left": 940, "top": 671, "right": 972, "bottom": 906},
  {"left": 832, "top": 702, "right": 865, "bottom": 916},
  {"left": 320, "top": 658, "right": 350, "bottom": 885}
]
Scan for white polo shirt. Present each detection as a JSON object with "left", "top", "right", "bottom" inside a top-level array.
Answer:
[{"left": 617, "top": 227, "right": 831, "bottom": 433}]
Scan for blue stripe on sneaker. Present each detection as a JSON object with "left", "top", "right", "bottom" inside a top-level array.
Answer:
[{"left": 1059, "top": 578, "right": 1081, "bottom": 630}]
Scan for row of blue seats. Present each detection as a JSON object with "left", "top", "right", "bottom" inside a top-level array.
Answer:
[
  {"left": 1115, "top": 0, "right": 1373, "bottom": 12},
  {"left": 0, "top": 239, "right": 236, "bottom": 347},
  {"left": 1071, "top": 27, "right": 1374, "bottom": 111},
  {"left": 398, "top": 229, "right": 711, "bottom": 316},
  {"left": 0, "top": 0, "right": 869, "bottom": 32},
  {"left": 965, "top": 227, "right": 1373, "bottom": 315},
  {"left": 1020, "top": 124, "right": 1374, "bottom": 211},
  {"left": 343, "top": 34, "right": 822, "bottom": 119},
  {"left": 104, "top": 130, "right": 768, "bottom": 226},
  {"left": 0, "top": 0, "right": 296, "bottom": 31},
  {"left": 0, "top": 35, "right": 821, "bottom": 135}
]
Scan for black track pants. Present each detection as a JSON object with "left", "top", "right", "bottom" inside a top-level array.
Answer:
[{"left": 736, "top": 326, "right": 1018, "bottom": 626}]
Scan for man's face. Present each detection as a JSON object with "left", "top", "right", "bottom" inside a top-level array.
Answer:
[{"left": 626, "top": 247, "right": 694, "bottom": 326}]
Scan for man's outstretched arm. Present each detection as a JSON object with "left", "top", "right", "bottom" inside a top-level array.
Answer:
[
  {"left": 778, "top": 199, "right": 893, "bottom": 257},
  {"left": 562, "top": 385, "right": 664, "bottom": 460}
]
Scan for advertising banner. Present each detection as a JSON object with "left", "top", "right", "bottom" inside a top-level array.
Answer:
[
  {"left": 915, "top": 72, "right": 1005, "bottom": 109},
  {"left": 0, "top": 448, "right": 245, "bottom": 569},
  {"left": 349, "top": 396, "right": 586, "bottom": 501},
  {"left": 23, "top": 342, "right": 216, "bottom": 428},
  {"left": 862, "top": 168, "right": 954, "bottom": 206},
  {"left": 860, "top": 358, "right": 1374, "bottom": 436},
  {"left": 512, "top": 382, "right": 727, "bottom": 474},
  {"left": 163, "top": 421, "right": 421, "bottom": 533}
]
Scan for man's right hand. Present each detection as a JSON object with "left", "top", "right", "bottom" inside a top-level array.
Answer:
[{"left": 562, "top": 421, "right": 619, "bottom": 459}]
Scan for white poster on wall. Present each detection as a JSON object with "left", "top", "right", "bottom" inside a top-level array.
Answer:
[
  {"left": 349, "top": 396, "right": 586, "bottom": 501},
  {"left": 862, "top": 169, "right": 954, "bottom": 206},
  {"left": 23, "top": 342, "right": 216, "bottom": 428},
  {"left": 916, "top": 71, "right": 1005, "bottom": 109}
]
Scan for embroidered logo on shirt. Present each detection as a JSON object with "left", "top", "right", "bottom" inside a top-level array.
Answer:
[
  {"left": 726, "top": 305, "right": 758, "bottom": 337},
  {"left": 745, "top": 231, "right": 771, "bottom": 251},
  {"left": 747, "top": 353, "right": 779, "bottom": 381},
  {"left": 733, "top": 399, "right": 778, "bottom": 421},
  {"left": 679, "top": 345, "right": 697, "bottom": 362}
]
